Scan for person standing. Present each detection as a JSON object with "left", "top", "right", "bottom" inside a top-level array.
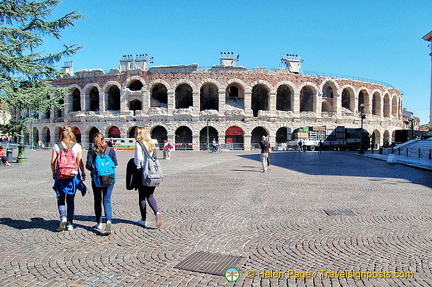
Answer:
[
  {"left": 51, "top": 126, "right": 86, "bottom": 231},
  {"left": 86, "top": 133, "right": 118, "bottom": 235},
  {"left": 265, "top": 136, "right": 271, "bottom": 168},
  {"left": 259, "top": 136, "right": 270, "bottom": 173},
  {"left": 163, "top": 140, "right": 173, "bottom": 160},
  {"left": 134, "top": 127, "right": 162, "bottom": 228}
]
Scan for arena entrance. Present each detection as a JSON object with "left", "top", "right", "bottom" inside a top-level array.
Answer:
[{"left": 225, "top": 126, "right": 244, "bottom": 150}]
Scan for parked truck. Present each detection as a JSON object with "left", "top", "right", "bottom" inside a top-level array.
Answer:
[{"left": 288, "top": 126, "right": 370, "bottom": 151}]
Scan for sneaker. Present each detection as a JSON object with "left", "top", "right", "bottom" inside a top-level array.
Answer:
[
  {"left": 155, "top": 213, "right": 162, "bottom": 228},
  {"left": 58, "top": 217, "right": 67, "bottom": 231},
  {"left": 137, "top": 220, "right": 147, "bottom": 227},
  {"left": 93, "top": 223, "right": 103, "bottom": 230},
  {"left": 105, "top": 221, "right": 112, "bottom": 235},
  {"left": 66, "top": 224, "right": 74, "bottom": 231}
]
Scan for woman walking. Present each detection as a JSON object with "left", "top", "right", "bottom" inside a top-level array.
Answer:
[
  {"left": 51, "top": 126, "right": 86, "bottom": 231},
  {"left": 134, "top": 127, "right": 162, "bottom": 228},
  {"left": 86, "top": 133, "right": 118, "bottom": 235}
]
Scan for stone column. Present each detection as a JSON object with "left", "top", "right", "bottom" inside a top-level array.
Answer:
[
  {"left": 244, "top": 91, "right": 252, "bottom": 118},
  {"left": 293, "top": 91, "right": 301, "bottom": 117},
  {"left": 243, "top": 134, "right": 251, "bottom": 151}
]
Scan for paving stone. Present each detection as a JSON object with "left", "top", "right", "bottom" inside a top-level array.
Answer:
[{"left": 0, "top": 150, "right": 431, "bottom": 286}]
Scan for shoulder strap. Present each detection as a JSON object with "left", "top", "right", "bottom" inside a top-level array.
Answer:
[
  {"left": 103, "top": 146, "right": 111, "bottom": 155},
  {"left": 138, "top": 140, "right": 156, "bottom": 161}
]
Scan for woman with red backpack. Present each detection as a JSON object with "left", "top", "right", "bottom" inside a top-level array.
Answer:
[{"left": 51, "top": 126, "right": 86, "bottom": 232}]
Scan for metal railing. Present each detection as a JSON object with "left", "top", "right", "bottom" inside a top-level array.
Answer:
[{"left": 390, "top": 147, "right": 432, "bottom": 160}]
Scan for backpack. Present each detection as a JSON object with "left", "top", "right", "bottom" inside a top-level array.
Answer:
[
  {"left": 93, "top": 147, "right": 116, "bottom": 187},
  {"left": 56, "top": 142, "right": 78, "bottom": 179},
  {"left": 138, "top": 141, "right": 163, "bottom": 187}
]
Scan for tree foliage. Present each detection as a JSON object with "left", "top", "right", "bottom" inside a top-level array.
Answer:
[{"left": 0, "top": 0, "right": 83, "bottom": 133}]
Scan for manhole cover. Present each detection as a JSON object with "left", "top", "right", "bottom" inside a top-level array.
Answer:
[
  {"left": 324, "top": 210, "right": 356, "bottom": 216},
  {"left": 174, "top": 251, "right": 245, "bottom": 276}
]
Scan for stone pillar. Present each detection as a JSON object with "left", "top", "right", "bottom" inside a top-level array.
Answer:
[
  {"left": 244, "top": 134, "right": 251, "bottom": 151},
  {"left": 293, "top": 91, "right": 301, "bottom": 117},
  {"left": 192, "top": 91, "right": 199, "bottom": 117},
  {"left": 269, "top": 90, "right": 277, "bottom": 117},
  {"left": 192, "top": 134, "right": 199, "bottom": 151},
  {"left": 244, "top": 91, "right": 252, "bottom": 117},
  {"left": 218, "top": 90, "right": 226, "bottom": 117}
]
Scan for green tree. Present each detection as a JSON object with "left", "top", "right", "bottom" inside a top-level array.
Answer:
[{"left": 0, "top": 0, "right": 83, "bottom": 162}]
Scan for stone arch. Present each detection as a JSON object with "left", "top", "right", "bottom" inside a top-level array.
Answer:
[
  {"left": 72, "top": 126, "right": 81, "bottom": 143},
  {"left": 41, "top": 126, "right": 51, "bottom": 145},
  {"left": 57, "top": 98, "right": 64, "bottom": 118},
  {"left": 321, "top": 81, "right": 338, "bottom": 113},
  {"left": 299, "top": 84, "right": 318, "bottom": 112},
  {"left": 126, "top": 76, "right": 145, "bottom": 91},
  {"left": 128, "top": 126, "right": 138, "bottom": 138},
  {"left": 371, "top": 129, "right": 381, "bottom": 150},
  {"left": 84, "top": 84, "right": 102, "bottom": 112},
  {"left": 251, "top": 126, "right": 269, "bottom": 147},
  {"left": 175, "top": 83, "right": 193, "bottom": 109},
  {"left": 106, "top": 85, "right": 121, "bottom": 111},
  {"left": 251, "top": 84, "right": 270, "bottom": 117},
  {"left": 129, "top": 99, "right": 142, "bottom": 111},
  {"left": 107, "top": 125, "right": 121, "bottom": 138},
  {"left": 341, "top": 86, "right": 355, "bottom": 112},
  {"left": 150, "top": 83, "right": 168, "bottom": 108},
  {"left": 151, "top": 125, "right": 168, "bottom": 147},
  {"left": 383, "top": 93, "right": 390, "bottom": 117},
  {"left": 225, "top": 126, "right": 244, "bottom": 150},
  {"left": 226, "top": 80, "right": 246, "bottom": 109},
  {"left": 200, "top": 82, "right": 219, "bottom": 111},
  {"left": 391, "top": 94, "right": 398, "bottom": 117},
  {"left": 276, "top": 127, "right": 289, "bottom": 143},
  {"left": 276, "top": 83, "right": 294, "bottom": 111},
  {"left": 358, "top": 89, "right": 370, "bottom": 114},
  {"left": 383, "top": 130, "right": 390, "bottom": 146},
  {"left": 69, "top": 85, "right": 81, "bottom": 112},
  {"left": 88, "top": 126, "right": 100, "bottom": 144},
  {"left": 175, "top": 126, "right": 193, "bottom": 150},
  {"left": 372, "top": 91, "right": 382, "bottom": 116},
  {"left": 199, "top": 125, "right": 219, "bottom": 149}
]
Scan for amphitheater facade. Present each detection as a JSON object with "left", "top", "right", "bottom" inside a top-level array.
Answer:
[{"left": 27, "top": 56, "right": 404, "bottom": 150}]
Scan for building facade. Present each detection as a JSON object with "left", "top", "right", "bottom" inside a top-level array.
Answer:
[{"left": 27, "top": 55, "right": 404, "bottom": 150}]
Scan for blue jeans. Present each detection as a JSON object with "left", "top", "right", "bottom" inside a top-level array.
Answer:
[
  {"left": 57, "top": 193, "right": 75, "bottom": 225},
  {"left": 92, "top": 182, "right": 114, "bottom": 223}
]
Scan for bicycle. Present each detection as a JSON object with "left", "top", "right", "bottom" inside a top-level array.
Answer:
[{"left": 208, "top": 144, "right": 223, "bottom": 153}]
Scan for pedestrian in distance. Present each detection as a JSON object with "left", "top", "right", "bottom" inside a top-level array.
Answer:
[
  {"left": 51, "top": 126, "right": 87, "bottom": 232},
  {"left": 163, "top": 139, "right": 173, "bottom": 160},
  {"left": 0, "top": 146, "right": 11, "bottom": 166},
  {"left": 86, "top": 133, "right": 118, "bottom": 235},
  {"left": 259, "top": 135, "right": 270, "bottom": 173},
  {"left": 265, "top": 136, "right": 271, "bottom": 168},
  {"left": 298, "top": 139, "right": 303, "bottom": 152},
  {"left": 134, "top": 127, "right": 162, "bottom": 229}
]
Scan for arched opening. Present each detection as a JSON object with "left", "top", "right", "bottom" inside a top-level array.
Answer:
[
  {"left": 383, "top": 94, "right": 390, "bottom": 117},
  {"left": 73, "top": 127, "right": 81, "bottom": 143},
  {"left": 300, "top": 86, "right": 315, "bottom": 112},
  {"left": 151, "top": 126, "right": 168, "bottom": 149},
  {"left": 57, "top": 99, "right": 64, "bottom": 118},
  {"left": 276, "top": 127, "right": 288, "bottom": 143},
  {"left": 107, "top": 86, "right": 120, "bottom": 111},
  {"left": 358, "top": 90, "right": 369, "bottom": 114},
  {"left": 371, "top": 130, "right": 381, "bottom": 150},
  {"left": 175, "top": 126, "right": 193, "bottom": 150},
  {"left": 225, "top": 126, "right": 244, "bottom": 150},
  {"left": 89, "top": 87, "right": 99, "bottom": 112},
  {"left": 383, "top": 130, "right": 390, "bottom": 147},
  {"left": 200, "top": 83, "right": 219, "bottom": 111},
  {"left": 128, "top": 126, "right": 138, "bottom": 138},
  {"left": 199, "top": 126, "right": 218, "bottom": 150},
  {"left": 151, "top": 84, "right": 168, "bottom": 108},
  {"left": 341, "top": 88, "right": 353, "bottom": 111},
  {"left": 372, "top": 92, "right": 381, "bottom": 116},
  {"left": 129, "top": 80, "right": 143, "bottom": 91},
  {"left": 71, "top": 88, "right": 81, "bottom": 112},
  {"left": 391, "top": 95, "right": 398, "bottom": 117},
  {"left": 322, "top": 83, "right": 334, "bottom": 113},
  {"left": 276, "top": 85, "right": 293, "bottom": 111},
  {"left": 89, "top": 127, "right": 99, "bottom": 145},
  {"left": 129, "top": 100, "right": 142, "bottom": 112},
  {"left": 251, "top": 127, "right": 268, "bottom": 147},
  {"left": 108, "top": 126, "right": 121, "bottom": 138},
  {"left": 251, "top": 84, "right": 269, "bottom": 117},
  {"left": 175, "top": 84, "right": 193, "bottom": 109},
  {"left": 226, "top": 84, "right": 244, "bottom": 109}
]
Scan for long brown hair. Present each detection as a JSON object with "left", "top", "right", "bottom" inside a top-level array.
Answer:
[
  {"left": 60, "top": 126, "right": 76, "bottom": 149},
  {"left": 135, "top": 127, "right": 156, "bottom": 152},
  {"left": 93, "top": 133, "right": 106, "bottom": 153}
]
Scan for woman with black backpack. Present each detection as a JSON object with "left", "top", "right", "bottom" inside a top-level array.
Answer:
[{"left": 86, "top": 133, "right": 118, "bottom": 235}]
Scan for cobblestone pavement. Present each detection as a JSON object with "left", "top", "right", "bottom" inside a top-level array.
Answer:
[{"left": 0, "top": 149, "right": 431, "bottom": 287}]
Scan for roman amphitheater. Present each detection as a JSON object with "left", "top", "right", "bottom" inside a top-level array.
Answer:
[{"left": 26, "top": 54, "right": 404, "bottom": 150}]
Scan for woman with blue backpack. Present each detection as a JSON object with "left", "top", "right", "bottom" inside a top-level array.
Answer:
[{"left": 86, "top": 133, "right": 118, "bottom": 235}]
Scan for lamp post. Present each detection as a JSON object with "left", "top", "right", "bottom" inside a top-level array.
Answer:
[{"left": 359, "top": 103, "right": 366, "bottom": 154}]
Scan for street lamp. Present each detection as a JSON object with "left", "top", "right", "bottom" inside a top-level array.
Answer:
[{"left": 359, "top": 103, "right": 366, "bottom": 154}]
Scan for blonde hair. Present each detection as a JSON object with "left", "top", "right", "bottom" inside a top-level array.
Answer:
[
  {"left": 60, "top": 126, "right": 76, "bottom": 149},
  {"left": 93, "top": 133, "right": 106, "bottom": 153},
  {"left": 135, "top": 127, "right": 156, "bottom": 152}
]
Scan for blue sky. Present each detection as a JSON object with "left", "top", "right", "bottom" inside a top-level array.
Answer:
[{"left": 47, "top": 0, "right": 432, "bottom": 124}]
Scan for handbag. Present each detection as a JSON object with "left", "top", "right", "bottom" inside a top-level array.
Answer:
[{"left": 138, "top": 141, "right": 163, "bottom": 187}]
